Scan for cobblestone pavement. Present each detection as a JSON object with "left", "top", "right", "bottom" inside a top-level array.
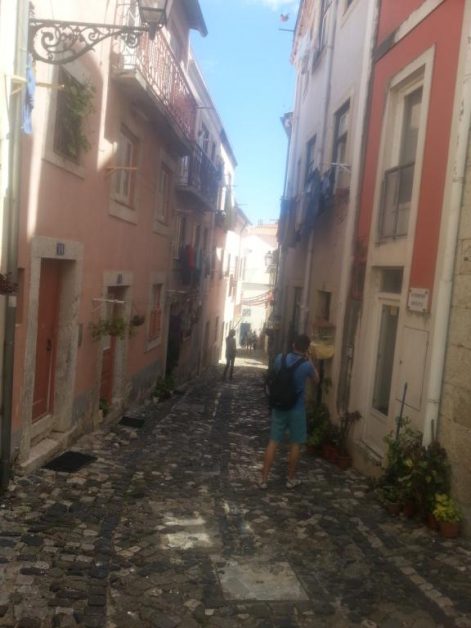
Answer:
[{"left": 1, "top": 358, "right": 471, "bottom": 628}]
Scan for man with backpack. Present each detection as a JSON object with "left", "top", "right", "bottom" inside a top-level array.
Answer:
[{"left": 261, "top": 333, "right": 319, "bottom": 489}]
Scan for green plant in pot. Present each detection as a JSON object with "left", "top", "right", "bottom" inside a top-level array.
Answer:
[
  {"left": 397, "top": 463, "right": 420, "bottom": 518},
  {"left": 99, "top": 397, "right": 110, "bottom": 417},
  {"left": 322, "top": 422, "right": 340, "bottom": 464},
  {"left": 89, "top": 317, "right": 128, "bottom": 340},
  {"left": 130, "top": 314, "right": 145, "bottom": 327},
  {"left": 420, "top": 441, "right": 451, "bottom": 519},
  {"left": 306, "top": 401, "right": 330, "bottom": 454},
  {"left": 154, "top": 375, "right": 175, "bottom": 401},
  {"left": 128, "top": 314, "right": 146, "bottom": 337},
  {"left": 433, "top": 493, "right": 462, "bottom": 538},
  {"left": 397, "top": 440, "right": 451, "bottom": 521},
  {"left": 379, "top": 484, "right": 401, "bottom": 516},
  {"left": 374, "top": 418, "right": 422, "bottom": 514}
]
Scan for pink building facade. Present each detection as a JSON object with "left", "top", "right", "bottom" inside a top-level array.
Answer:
[{"left": 10, "top": 0, "right": 234, "bottom": 472}]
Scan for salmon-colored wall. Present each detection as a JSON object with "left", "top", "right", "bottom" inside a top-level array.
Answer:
[
  {"left": 13, "top": 39, "right": 174, "bottom": 431},
  {"left": 377, "top": 0, "right": 425, "bottom": 44},
  {"left": 358, "top": 0, "right": 465, "bottom": 293}
]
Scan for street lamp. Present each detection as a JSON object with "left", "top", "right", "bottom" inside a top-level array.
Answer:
[
  {"left": 138, "top": 0, "right": 174, "bottom": 32},
  {"left": 29, "top": 0, "right": 173, "bottom": 65}
]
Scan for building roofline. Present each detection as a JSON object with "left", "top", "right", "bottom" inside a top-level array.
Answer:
[
  {"left": 183, "top": 0, "right": 208, "bottom": 37},
  {"left": 188, "top": 55, "right": 238, "bottom": 167}
]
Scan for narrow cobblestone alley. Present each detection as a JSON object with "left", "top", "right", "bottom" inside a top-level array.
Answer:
[{"left": 1, "top": 357, "right": 471, "bottom": 628}]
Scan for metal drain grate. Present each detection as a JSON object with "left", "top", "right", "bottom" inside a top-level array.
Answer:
[
  {"left": 44, "top": 451, "right": 97, "bottom": 473},
  {"left": 119, "top": 416, "right": 145, "bottom": 428}
]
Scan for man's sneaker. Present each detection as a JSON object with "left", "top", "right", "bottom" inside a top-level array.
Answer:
[
  {"left": 258, "top": 480, "right": 268, "bottom": 490},
  {"left": 286, "top": 478, "right": 302, "bottom": 489}
]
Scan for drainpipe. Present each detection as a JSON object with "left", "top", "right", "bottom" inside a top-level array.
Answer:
[
  {"left": 335, "top": 0, "right": 380, "bottom": 413},
  {"left": 423, "top": 7, "right": 471, "bottom": 445},
  {"left": 1, "top": 0, "right": 27, "bottom": 491},
  {"left": 300, "top": 0, "right": 339, "bottom": 333},
  {"left": 274, "top": 114, "right": 293, "bottom": 352}
]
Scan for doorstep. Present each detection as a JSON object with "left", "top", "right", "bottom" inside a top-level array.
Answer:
[{"left": 18, "top": 427, "right": 78, "bottom": 475}]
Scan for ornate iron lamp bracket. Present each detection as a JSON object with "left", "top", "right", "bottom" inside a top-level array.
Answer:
[{"left": 29, "top": 19, "right": 149, "bottom": 65}]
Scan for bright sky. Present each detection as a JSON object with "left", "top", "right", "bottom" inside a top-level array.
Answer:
[{"left": 191, "top": 0, "right": 299, "bottom": 225}]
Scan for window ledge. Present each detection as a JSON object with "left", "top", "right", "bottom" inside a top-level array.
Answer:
[
  {"left": 145, "top": 336, "right": 162, "bottom": 352},
  {"left": 109, "top": 198, "right": 138, "bottom": 224},
  {"left": 153, "top": 219, "right": 170, "bottom": 237},
  {"left": 43, "top": 151, "right": 85, "bottom": 179}
]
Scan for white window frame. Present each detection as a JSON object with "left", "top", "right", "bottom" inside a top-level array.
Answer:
[
  {"left": 372, "top": 48, "right": 434, "bottom": 249},
  {"left": 155, "top": 162, "right": 172, "bottom": 224},
  {"left": 332, "top": 100, "right": 350, "bottom": 189},
  {"left": 113, "top": 126, "right": 138, "bottom": 207},
  {"left": 43, "top": 61, "right": 90, "bottom": 179}
]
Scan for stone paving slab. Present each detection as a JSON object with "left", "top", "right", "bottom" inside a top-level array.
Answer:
[{"left": 0, "top": 363, "right": 470, "bottom": 627}]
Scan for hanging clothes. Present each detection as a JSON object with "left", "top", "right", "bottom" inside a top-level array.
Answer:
[
  {"left": 303, "top": 168, "right": 321, "bottom": 231},
  {"left": 320, "top": 167, "right": 336, "bottom": 212},
  {"left": 22, "top": 54, "right": 36, "bottom": 135}
]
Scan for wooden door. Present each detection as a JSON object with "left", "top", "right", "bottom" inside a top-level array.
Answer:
[
  {"left": 99, "top": 289, "right": 121, "bottom": 405},
  {"left": 32, "top": 260, "right": 61, "bottom": 422},
  {"left": 100, "top": 337, "right": 116, "bottom": 404}
]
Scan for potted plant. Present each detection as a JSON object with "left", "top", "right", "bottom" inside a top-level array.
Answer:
[
  {"left": 153, "top": 375, "right": 175, "bottom": 401},
  {"left": 433, "top": 494, "right": 462, "bottom": 538},
  {"left": 306, "top": 401, "right": 330, "bottom": 455},
  {"left": 398, "top": 474, "right": 418, "bottom": 518},
  {"left": 130, "top": 314, "right": 145, "bottom": 327},
  {"left": 379, "top": 484, "right": 402, "bottom": 516},
  {"left": 321, "top": 422, "right": 340, "bottom": 464},
  {"left": 420, "top": 441, "right": 451, "bottom": 525},
  {"left": 306, "top": 420, "right": 328, "bottom": 455},
  {"left": 128, "top": 314, "right": 146, "bottom": 337},
  {"left": 99, "top": 397, "right": 110, "bottom": 418},
  {"left": 89, "top": 316, "right": 128, "bottom": 340},
  {"left": 374, "top": 418, "right": 422, "bottom": 514},
  {"left": 397, "top": 440, "right": 451, "bottom": 522}
]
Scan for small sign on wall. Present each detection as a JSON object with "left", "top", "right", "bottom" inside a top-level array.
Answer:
[{"left": 408, "top": 288, "right": 429, "bottom": 313}]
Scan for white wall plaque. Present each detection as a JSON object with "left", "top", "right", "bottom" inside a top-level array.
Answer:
[{"left": 408, "top": 288, "right": 429, "bottom": 312}]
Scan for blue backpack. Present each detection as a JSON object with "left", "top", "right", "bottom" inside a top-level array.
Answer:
[{"left": 267, "top": 354, "right": 305, "bottom": 410}]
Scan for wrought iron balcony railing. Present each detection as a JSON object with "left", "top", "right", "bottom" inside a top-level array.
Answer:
[
  {"left": 178, "top": 144, "right": 221, "bottom": 210},
  {"left": 112, "top": 5, "right": 197, "bottom": 142}
]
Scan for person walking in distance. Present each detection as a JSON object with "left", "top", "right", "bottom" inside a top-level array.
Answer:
[
  {"left": 222, "top": 328, "right": 237, "bottom": 380},
  {"left": 261, "top": 333, "right": 319, "bottom": 489}
]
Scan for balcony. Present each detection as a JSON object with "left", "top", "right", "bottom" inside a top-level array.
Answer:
[
  {"left": 111, "top": 7, "right": 197, "bottom": 155},
  {"left": 177, "top": 144, "right": 221, "bottom": 211}
]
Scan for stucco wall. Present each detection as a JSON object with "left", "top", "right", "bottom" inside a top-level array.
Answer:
[{"left": 439, "top": 133, "right": 471, "bottom": 530}]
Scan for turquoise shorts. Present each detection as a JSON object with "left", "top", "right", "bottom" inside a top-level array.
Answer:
[{"left": 270, "top": 407, "right": 307, "bottom": 444}]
